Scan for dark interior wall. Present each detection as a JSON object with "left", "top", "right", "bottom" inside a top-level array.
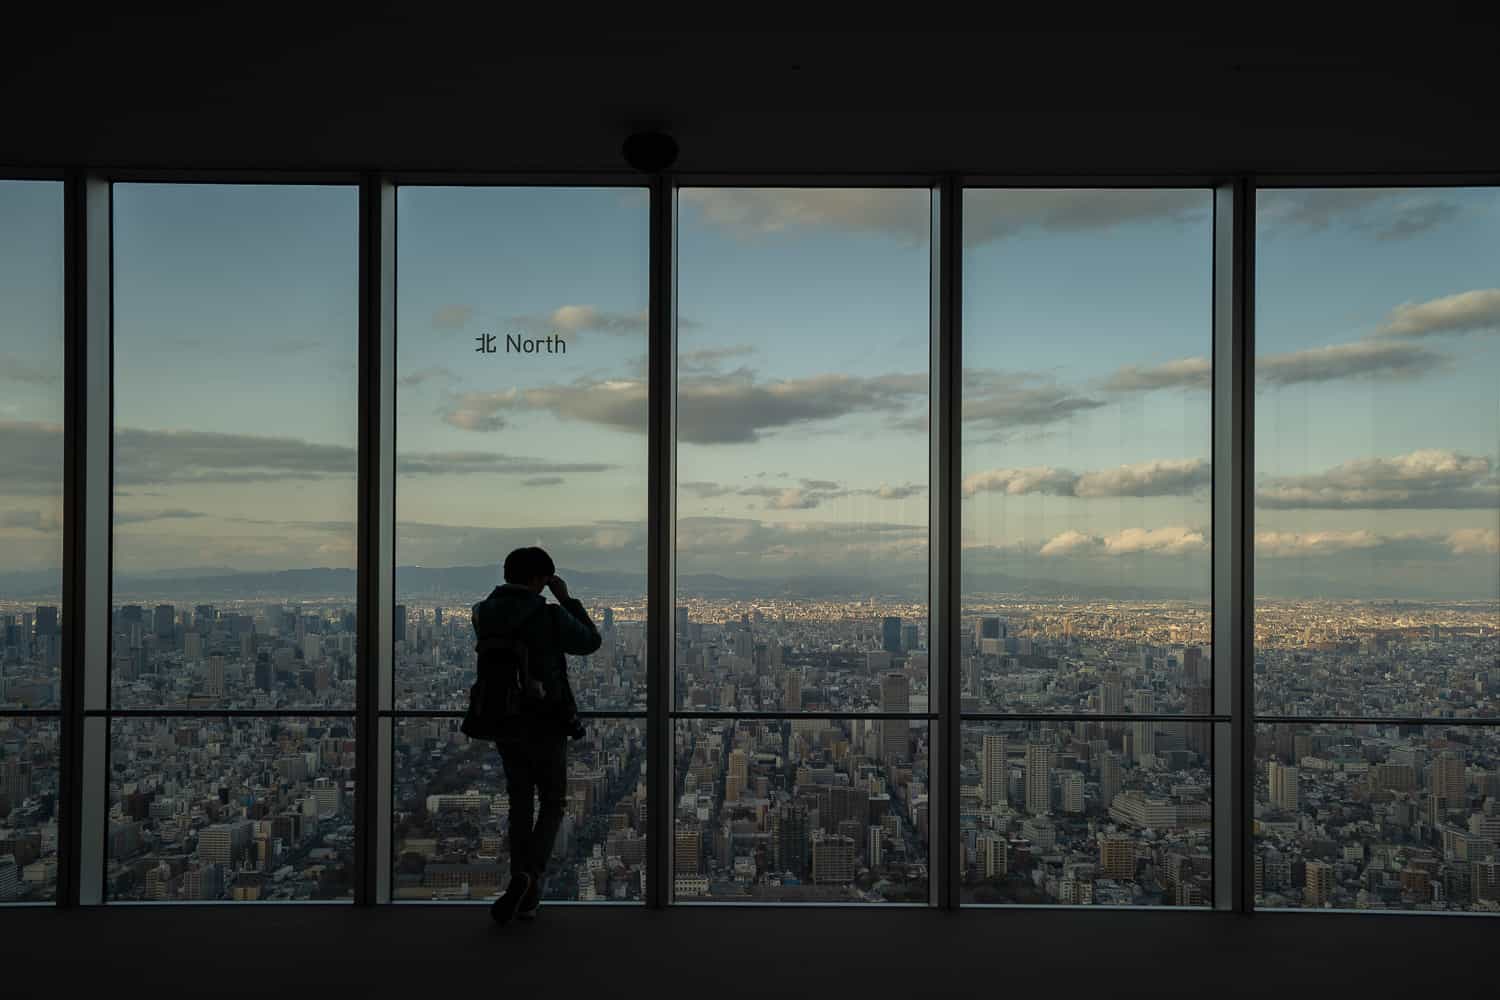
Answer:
[{"left": 3, "top": 19, "right": 1499, "bottom": 174}]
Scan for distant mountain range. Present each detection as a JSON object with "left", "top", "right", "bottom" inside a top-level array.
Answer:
[{"left": 0, "top": 563, "right": 1206, "bottom": 602}]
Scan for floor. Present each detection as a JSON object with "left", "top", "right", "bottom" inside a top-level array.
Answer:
[{"left": 3, "top": 903, "right": 1491, "bottom": 995}]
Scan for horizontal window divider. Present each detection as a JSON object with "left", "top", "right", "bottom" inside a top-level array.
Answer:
[
  {"left": 961, "top": 174, "right": 1223, "bottom": 188},
  {"left": 385, "top": 171, "right": 648, "bottom": 187},
  {"left": 1253, "top": 171, "right": 1500, "bottom": 188},
  {"left": 86, "top": 709, "right": 357, "bottom": 718},
  {"left": 78, "top": 168, "right": 365, "bottom": 185},
  {"left": 383, "top": 709, "right": 646, "bottom": 719},
  {"left": 961, "top": 713, "right": 1231, "bottom": 724},
  {"left": 670, "top": 172, "right": 940, "bottom": 187},
  {"left": 1253, "top": 716, "right": 1498, "bottom": 727},
  {"left": 669, "top": 711, "right": 936, "bottom": 721}
]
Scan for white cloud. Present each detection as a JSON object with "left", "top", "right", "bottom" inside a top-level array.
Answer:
[
  {"left": 962, "top": 370, "right": 1104, "bottom": 433},
  {"left": 1376, "top": 288, "right": 1500, "bottom": 339},
  {"left": 1254, "top": 529, "right": 1385, "bottom": 557},
  {"left": 1257, "top": 340, "right": 1445, "bottom": 385},
  {"left": 1448, "top": 528, "right": 1500, "bottom": 555},
  {"left": 1039, "top": 525, "right": 1207, "bottom": 557},
  {"left": 1075, "top": 459, "right": 1211, "bottom": 498},
  {"left": 1100, "top": 356, "right": 1211, "bottom": 392},
  {"left": 1257, "top": 449, "right": 1497, "bottom": 509},
  {"left": 963, "top": 466, "right": 1076, "bottom": 498},
  {"left": 442, "top": 371, "right": 926, "bottom": 444},
  {"left": 963, "top": 458, "right": 1210, "bottom": 499}
]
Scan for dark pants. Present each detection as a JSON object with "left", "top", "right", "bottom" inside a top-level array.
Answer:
[{"left": 498, "top": 736, "right": 567, "bottom": 880}]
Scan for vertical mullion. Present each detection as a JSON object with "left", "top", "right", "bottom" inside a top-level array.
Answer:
[
  {"left": 646, "top": 175, "right": 676, "bottom": 908},
  {"left": 66, "top": 174, "right": 112, "bottom": 906},
  {"left": 1212, "top": 178, "right": 1254, "bottom": 912},
  {"left": 932, "top": 177, "right": 962, "bottom": 910},
  {"left": 355, "top": 174, "right": 395, "bottom": 905},
  {"left": 374, "top": 178, "right": 396, "bottom": 905},
  {"left": 59, "top": 171, "right": 84, "bottom": 908}
]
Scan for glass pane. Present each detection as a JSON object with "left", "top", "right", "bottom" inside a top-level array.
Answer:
[
  {"left": 962, "top": 190, "right": 1214, "bottom": 715},
  {"left": 673, "top": 716, "right": 930, "bottom": 902},
  {"left": 674, "top": 188, "right": 932, "bottom": 712},
  {"left": 0, "top": 180, "right": 65, "bottom": 709},
  {"left": 1255, "top": 723, "right": 1499, "bottom": 912},
  {"left": 106, "top": 716, "right": 355, "bottom": 901},
  {"left": 1255, "top": 188, "right": 1499, "bottom": 719},
  {"left": 961, "top": 719, "right": 1214, "bottom": 905},
  {"left": 394, "top": 187, "right": 648, "bottom": 713},
  {"left": 0, "top": 716, "right": 60, "bottom": 902},
  {"left": 110, "top": 184, "right": 359, "bottom": 711},
  {"left": 393, "top": 716, "right": 646, "bottom": 902}
]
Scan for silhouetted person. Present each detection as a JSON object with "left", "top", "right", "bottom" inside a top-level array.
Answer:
[{"left": 472, "top": 546, "right": 600, "bottom": 923}]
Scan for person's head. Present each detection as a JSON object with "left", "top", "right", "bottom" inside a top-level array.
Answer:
[{"left": 503, "top": 546, "right": 555, "bottom": 593}]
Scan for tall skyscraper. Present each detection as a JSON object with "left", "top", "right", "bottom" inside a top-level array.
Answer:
[
  {"left": 882, "top": 617, "right": 902, "bottom": 655},
  {"left": 675, "top": 607, "right": 689, "bottom": 638},
  {"left": 1185, "top": 686, "right": 1212, "bottom": 754},
  {"left": 901, "top": 623, "right": 919, "bottom": 653},
  {"left": 726, "top": 749, "right": 748, "bottom": 802},
  {"left": 207, "top": 656, "right": 225, "bottom": 698},
  {"left": 154, "top": 604, "right": 175, "bottom": 640},
  {"left": 1025, "top": 741, "right": 1054, "bottom": 815},
  {"left": 34, "top": 606, "right": 58, "bottom": 639},
  {"left": 879, "top": 673, "right": 910, "bottom": 763},
  {"left": 1183, "top": 646, "right": 1203, "bottom": 687},
  {"left": 774, "top": 804, "right": 809, "bottom": 879},
  {"left": 1100, "top": 672, "right": 1124, "bottom": 715},
  {"left": 1304, "top": 860, "right": 1334, "bottom": 907},
  {"left": 674, "top": 822, "right": 701, "bottom": 875},
  {"left": 1433, "top": 752, "right": 1466, "bottom": 806},
  {"left": 980, "top": 617, "right": 1003, "bottom": 640},
  {"left": 393, "top": 605, "right": 406, "bottom": 643},
  {"left": 1269, "top": 760, "right": 1299, "bottom": 813},
  {"left": 1060, "top": 770, "right": 1085, "bottom": 814},
  {"left": 1131, "top": 690, "right": 1155, "bottom": 762},
  {"left": 1100, "top": 751, "right": 1122, "bottom": 810},
  {"left": 1100, "top": 833, "right": 1135, "bottom": 880},
  {"left": 784, "top": 672, "right": 801, "bottom": 711},
  {"left": 981, "top": 733, "right": 1008, "bottom": 806}
]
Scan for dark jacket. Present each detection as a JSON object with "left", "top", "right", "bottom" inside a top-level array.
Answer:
[{"left": 470, "top": 583, "right": 601, "bottom": 740}]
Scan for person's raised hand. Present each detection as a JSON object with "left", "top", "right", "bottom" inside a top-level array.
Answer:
[{"left": 546, "top": 575, "right": 570, "bottom": 602}]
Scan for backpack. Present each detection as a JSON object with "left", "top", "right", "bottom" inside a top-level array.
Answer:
[{"left": 459, "top": 608, "right": 546, "bottom": 742}]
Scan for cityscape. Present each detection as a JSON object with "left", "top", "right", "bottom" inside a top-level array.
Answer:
[{"left": 3, "top": 586, "right": 1494, "bottom": 907}]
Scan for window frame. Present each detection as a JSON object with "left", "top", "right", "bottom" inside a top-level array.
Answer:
[{"left": 14, "top": 166, "right": 1494, "bottom": 913}]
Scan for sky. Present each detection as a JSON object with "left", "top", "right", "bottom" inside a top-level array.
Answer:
[{"left": 0, "top": 181, "right": 1495, "bottom": 600}]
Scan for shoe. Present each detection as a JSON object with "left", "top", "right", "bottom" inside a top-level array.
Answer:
[
  {"left": 491, "top": 871, "right": 532, "bottom": 925},
  {"left": 518, "top": 870, "right": 541, "bottom": 919}
]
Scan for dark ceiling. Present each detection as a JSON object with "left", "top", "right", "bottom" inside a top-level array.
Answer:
[{"left": 4, "top": 17, "right": 1498, "bottom": 174}]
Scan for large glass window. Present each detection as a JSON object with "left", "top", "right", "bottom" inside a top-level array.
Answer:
[
  {"left": 1255, "top": 188, "right": 1499, "bottom": 722},
  {"left": 394, "top": 185, "right": 649, "bottom": 903},
  {"left": 1254, "top": 186, "right": 1499, "bottom": 914},
  {"left": 673, "top": 187, "right": 933, "bottom": 902},
  {"left": 109, "top": 183, "right": 358, "bottom": 900},
  {"left": 1254, "top": 723, "right": 1499, "bottom": 912},
  {"left": 962, "top": 720, "right": 1215, "bottom": 905},
  {"left": 961, "top": 188, "right": 1216, "bottom": 905},
  {"left": 393, "top": 717, "right": 645, "bottom": 902},
  {"left": 673, "top": 717, "right": 930, "bottom": 902},
  {"left": 0, "top": 179, "right": 65, "bottom": 902}
]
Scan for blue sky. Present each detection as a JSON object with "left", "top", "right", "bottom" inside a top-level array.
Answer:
[{"left": 0, "top": 181, "right": 1495, "bottom": 599}]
